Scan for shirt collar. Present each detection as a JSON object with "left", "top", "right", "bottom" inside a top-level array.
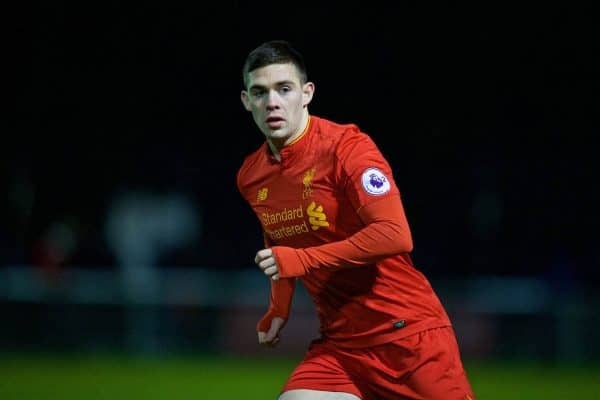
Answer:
[{"left": 266, "top": 116, "right": 314, "bottom": 166}]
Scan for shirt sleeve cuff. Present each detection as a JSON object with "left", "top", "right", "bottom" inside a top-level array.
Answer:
[{"left": 272, "top": 246, "right": 309, "bottom": 278}]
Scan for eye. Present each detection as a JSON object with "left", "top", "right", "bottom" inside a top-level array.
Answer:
[
  {"left": 251, "top": 89, "right": 266, "bottom": 98},
  {"left": 279, "top": 86, "right": 291, "bottom": 94}
]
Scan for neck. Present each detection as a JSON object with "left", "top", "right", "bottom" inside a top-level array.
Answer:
[{"left": 267, "top": 111, "right": 310, "bottom": 161}]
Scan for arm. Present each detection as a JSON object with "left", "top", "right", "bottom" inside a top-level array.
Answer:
[
  {"left": 256, "top": 277, "right": 296, "bottom": 330},
  {"left": 256, "top": 233, "right": 297, "bottom": 346},
  {"left": 271, "top": 194, "right": 413, "bottom": 278}
]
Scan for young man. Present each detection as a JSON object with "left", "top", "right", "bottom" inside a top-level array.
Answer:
[{"left": 236, "top": 40, "right": 475, "bottom": 400}]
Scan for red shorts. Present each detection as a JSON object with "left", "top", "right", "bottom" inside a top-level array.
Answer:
[{"left": 281, "top": 326, "right": 475, "bottom": 400}]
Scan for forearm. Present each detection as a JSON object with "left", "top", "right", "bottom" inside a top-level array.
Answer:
[
  {"left": 273, "top": 195, "right": 413, "bottom": 278},
  {"left": 257, "top": 277, "right": 296, "bottom": 331}
]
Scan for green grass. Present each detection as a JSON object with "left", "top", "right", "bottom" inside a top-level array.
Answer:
[{"left": 0, "top": 354, "right": 598, "bottom": 399}]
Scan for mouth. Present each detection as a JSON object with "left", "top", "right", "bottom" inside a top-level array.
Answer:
[{"left": 266, "top": 116, "right": 285, "bottom": 129}]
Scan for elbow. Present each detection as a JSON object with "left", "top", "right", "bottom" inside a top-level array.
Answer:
[
  {"left": 392, "top": 234, "right": 413, "bottom": 254},
  {"left": 386, "top": 221, "right": 413, "bottom": 254},
  {"left": 402, "top": 240, "right": 413, "bottom": 254},
  {"left": 362, "top": 220, "right": 413, "bottom": 256}
]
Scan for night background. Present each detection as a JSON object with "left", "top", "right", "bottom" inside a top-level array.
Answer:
[{"left": 2, "top": 2, "right": 600, "bottom": 399}]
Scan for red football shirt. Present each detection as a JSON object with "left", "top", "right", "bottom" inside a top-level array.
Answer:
[{"left": 237, "top": 115, "right": 451, "bottom": 348}]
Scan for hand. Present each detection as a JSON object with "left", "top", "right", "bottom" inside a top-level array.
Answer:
[
  {"left": 258, "top": 317, "right": 284, "bottom": 347},
  {"left": 255, "top": 248, "right": 280, "bottom": 281}
]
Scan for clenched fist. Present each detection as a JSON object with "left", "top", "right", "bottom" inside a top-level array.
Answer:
[{"left": 255, "top": 248, "right": 280, "bottom": 281}]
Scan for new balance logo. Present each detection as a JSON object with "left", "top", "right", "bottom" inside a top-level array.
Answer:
[{"left": 257, "top": 188, "right": 268, "bottom": 202}]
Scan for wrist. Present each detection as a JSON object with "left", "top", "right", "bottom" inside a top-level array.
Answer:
[{"left": 272, "top": 246, "right": 309, "bottom": 278}]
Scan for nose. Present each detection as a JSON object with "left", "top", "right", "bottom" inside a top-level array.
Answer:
[{"left": 266, "top": 90, "right": 280, "bottom": 109}]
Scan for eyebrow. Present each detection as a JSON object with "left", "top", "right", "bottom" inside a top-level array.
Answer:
[{"left": 249, "top": 80, "right": 296, "bottom": 91}]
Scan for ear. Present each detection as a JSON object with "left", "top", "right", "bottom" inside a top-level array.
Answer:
[
  {"left": 302, "top": 82, "right": 315, "bottom": 107},
  {"left": 240, "top": 91, "right": 251, "bottom": 111}
]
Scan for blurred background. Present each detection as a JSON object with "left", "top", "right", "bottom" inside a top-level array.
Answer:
[{"left": 3, "top": 2, "right": 600, "bottom": 399}]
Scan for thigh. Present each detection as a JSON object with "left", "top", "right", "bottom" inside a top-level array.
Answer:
[
  {"left": 281, "top": 340, "right": 366, "bottom": 399},
  {"left": 370, "top": 327, "right": 476, "bottom": 400},
  {"left": 405, "top": 327, "right": 475, "bottom": 400},
  {"left": 279, "top": 389, "right": 361, "bottom": 400}
]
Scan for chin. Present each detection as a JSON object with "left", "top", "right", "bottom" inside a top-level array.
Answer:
[{"left": 265, "top": 129, "right": 289, "bottom": 140}]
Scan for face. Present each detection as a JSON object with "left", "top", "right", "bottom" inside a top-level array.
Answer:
[{"left": 241, "top": 63, "right": 314, "bottom": 149}]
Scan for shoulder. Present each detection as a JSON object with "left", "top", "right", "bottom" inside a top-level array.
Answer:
[
  {"left": 311, "top": 115, "right": 370, "bottom": 151},
  {"left": 313, "top": 116, "right": 379, "bottom": 157},
  {"left": 312, "top": 115, "right": 362, "bottom": 138}
]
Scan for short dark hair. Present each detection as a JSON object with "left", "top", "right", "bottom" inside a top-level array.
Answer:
[{"left": 242, "top": 40, "right": 308, "bottom": 89}]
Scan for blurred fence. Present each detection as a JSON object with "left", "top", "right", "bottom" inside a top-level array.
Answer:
[{"left": 1, "top": 265, "right": 598, "bottom": 362}]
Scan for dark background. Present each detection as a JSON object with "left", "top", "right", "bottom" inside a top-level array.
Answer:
[{"left": 4, "top": 2, "right": 599, "bottom": 284}]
